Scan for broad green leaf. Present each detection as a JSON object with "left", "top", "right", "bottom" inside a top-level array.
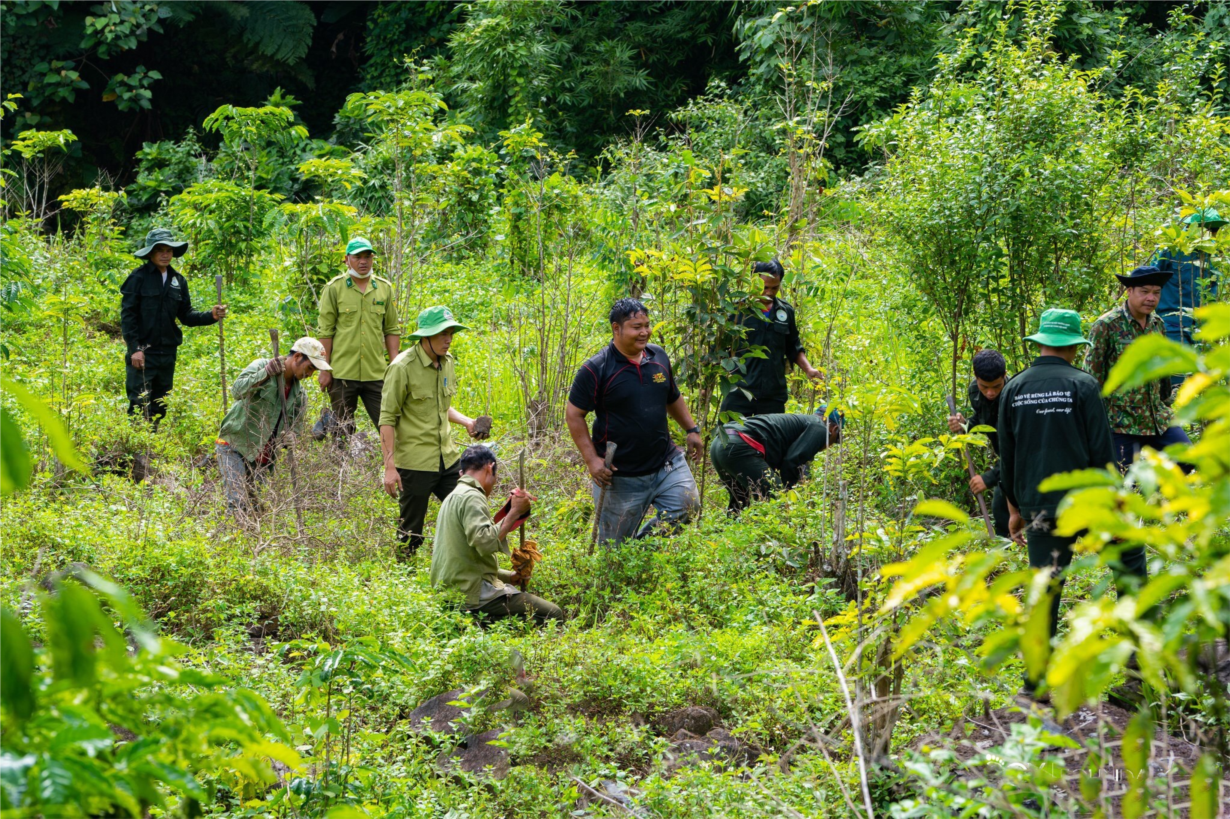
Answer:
[
  {"left": 1, "top": 377, "right": 89, "bottom": 476},
  {"left": 49, "top": 724, "right": 113, "bottom": 757},
  {"left": 36, "top": 759, "right": 73, "bottom": 804},
  {"left": 0, "top": 609, "right": 35, "bottom": 722},
  {"left": 326, "top": 807, "right": 371, "bottom": 819},
  {"left": 1103, "top": 335, "right": 1199, "bottom": 395},
  {"left": 912, "top": 498, "right": 969, "bottom": 523},
  {"left": 1038, "top": 469, "right": 1119, "bottom": 492},
  {"left": 44, "top": 583, "right": 100, "bottom": 686},
  {"left": 1020, "top": 589, "right": 1053, "bottom": 683},
  {"left": 1194, "top": 303, "right": 1230, "bottom": 343},
  {"left": 1189, "top": 753, "right": 1222, "bottom": 819},
  {"left": 0, "top": 406, "right": 31, "bottom": 495}
]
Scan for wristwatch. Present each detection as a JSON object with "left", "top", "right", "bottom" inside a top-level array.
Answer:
[{"left": 685, "top": 425, "right": 701, "bottom": 435}]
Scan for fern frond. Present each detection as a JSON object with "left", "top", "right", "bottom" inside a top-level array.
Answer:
[{"left": 237, "top": 1, "right": 316, "bottom": 64}]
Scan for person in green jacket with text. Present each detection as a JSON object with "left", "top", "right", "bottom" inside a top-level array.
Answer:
[
  {"left": 216, "top": 337, "right": 331, "bottom": 518},
  {"left": 999, "top": 309, "right": 1147, "bottom": 696},
  {"left": 430, "top": 445, "right": 563, "bottom": 625},
  {"left": 316, "top": 237, "right": 400, "bottom": 439},
  {"left": 710, "top": 407, "right": 843, "bottom": 514},
  {"left": 379, "top": 306, "right": 484, "bottom": 559}
]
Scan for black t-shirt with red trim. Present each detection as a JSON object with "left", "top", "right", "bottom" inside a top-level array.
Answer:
[{"left": 568, "top": 342, "right": 682, "bottom": 477}]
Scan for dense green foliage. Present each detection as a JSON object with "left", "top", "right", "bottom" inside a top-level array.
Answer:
[{"left": 2, "top": 2, "right": 1230, "bottom": 817}]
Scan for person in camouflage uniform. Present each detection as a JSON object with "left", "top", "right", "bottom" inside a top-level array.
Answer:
[{"left": 1085, "top": 265, "right": 1192, "bottom": 473}]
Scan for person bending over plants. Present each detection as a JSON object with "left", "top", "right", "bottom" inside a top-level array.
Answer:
[
  {"left": 215, "top": 338, "right": 330, "bottom": 519},
  {"left": 709, "top": 407, "right": 843, "bottom": 515}
]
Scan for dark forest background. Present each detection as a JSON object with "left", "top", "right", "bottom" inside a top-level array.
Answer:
[{"left": 3, "top": 0, "right": 1218, "bottom": 195}]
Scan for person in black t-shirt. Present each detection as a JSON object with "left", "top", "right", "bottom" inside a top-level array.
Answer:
[
  {"left": 566, "top": 298, "right": 703, "bottom": 546},
  {"left": 719, "top": 259, "right": 821, "bottom": 417}
]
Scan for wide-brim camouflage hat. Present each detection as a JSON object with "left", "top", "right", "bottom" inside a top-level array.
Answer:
[{"left": 135, "top": 227, "right": 189, "bottom": 259}]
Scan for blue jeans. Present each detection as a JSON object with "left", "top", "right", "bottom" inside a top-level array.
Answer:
[
  {"left": 592, "top": 451, "right": 700, "bottom": 546},
  {"left": 1113, "top": 427, "right": 1192, "bottom": 474}
]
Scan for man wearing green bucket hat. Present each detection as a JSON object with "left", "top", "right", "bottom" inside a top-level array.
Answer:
[
  {"left": 379, "top": 305, "right": 485, "bottom": 559},
  {"left": 120, "top": 227, "right": 227, "bottom": 427},
  {"left": 316, "top": 237, "right": 400, "bottom": 440},
  {"left": 998, "top": 308, "right": 1146, "bottom": 698},
  {"left": 1154, "top": 207, "right": 1224, "bottom": 350}
]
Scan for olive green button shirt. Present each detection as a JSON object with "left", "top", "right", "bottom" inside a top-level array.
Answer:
[
  {"left": 429, "top": 475, "right": 517, "bottom": 607},
  {"left": 317, "top": 273, "right": 399, "bottom": 382},
  {"left": 378, "top": 343, "right": 461, "bottom": 471}
]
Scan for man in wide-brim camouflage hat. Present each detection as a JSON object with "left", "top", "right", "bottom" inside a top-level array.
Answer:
[
  {"left": 119, "top": 228, "right": 228, "bottom": 429},
  {"left": 1085, "top": 265, "right": 1192, "bottom": 474}
]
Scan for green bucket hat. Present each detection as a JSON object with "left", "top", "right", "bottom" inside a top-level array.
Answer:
[
  {"left": 1024, "top": 308, "right": 1091, "bottom": 347},
  {"left": 1182, "top": 208, "right": 1227, "bottom": 230},
  {"left": 134, "top": 227, "right": 189, "bottom": 259},
  {"left": 345, "top": 236, "right": 375, "bottom": 255},
  {"left": 409, "top": 305, "right": 469, "bottom": 339}
]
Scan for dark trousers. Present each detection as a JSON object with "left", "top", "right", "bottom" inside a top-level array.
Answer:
[
  {"left": 125, "top": 352, "right": 176, "bottom": 428},
  {"left": 989, "top": 484, "right": 1010, "bottom": 539},
  {"left": 467, "top": 592, "right": 564, "bottom": 626},
  {"left": 709, "top": 433, "right": 779, "bottom": 514},
  {"left": 326, "top": 378, "right": 383, "bottom": 436},
  {"left": 1113, "top": 428, "right": 1193, "bottom": 474},
  {"left": 396, "top": 459, "right": 460, "bottom": 558},
  {"left": 1023, "top": 518, "right": 1148, "bottom": 688}
]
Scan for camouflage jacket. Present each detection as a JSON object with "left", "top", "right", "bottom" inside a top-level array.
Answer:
[{"left": 1084, "top": 302, "right": 1173, "bottom": 436}]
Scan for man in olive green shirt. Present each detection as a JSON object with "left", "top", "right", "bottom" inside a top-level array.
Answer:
[
  {"left": 216, "top": 337, "right": 331, "bottom": 518},
  {"left": 431, "top": 445, "right": 563, "bottom": 625},
  {"left": 317, "top": 237, "right": 400, "bottom": 438},
  {"left": 379, "top": 305, "right": 484, "bottom": 558}
]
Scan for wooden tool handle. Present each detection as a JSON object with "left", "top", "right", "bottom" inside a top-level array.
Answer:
[
  {"left": 948, "top": 394, "right": 994, "bottom": 536},
  {"left": 215, "top": 274, "right": 224, "bottom": 304},
  {"left": 518, "top": 449, "right": 527, "bottom": 549},
  {"left": 588, "top": 442, "right": 619, "bottom": 552}
]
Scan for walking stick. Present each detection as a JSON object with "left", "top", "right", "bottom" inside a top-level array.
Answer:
[
  {"left": 947, "top": 395, "right": 994, "bottom": 537},
  {"left": 216, "top": 275, "right": 228, "bottom": 413},
  {"left": 270, "top": 329, "right": 305, "bottom": 536},
  {"left": 587, "top": 443, "right": 618, "bottom": 554},
  {"left": 518, "top": 448, "right": 527, "bottom": 553}
]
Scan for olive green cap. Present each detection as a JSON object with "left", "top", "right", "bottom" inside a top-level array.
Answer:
[{"left": 408, "top": 305, "right": 468, "bottom": 339}]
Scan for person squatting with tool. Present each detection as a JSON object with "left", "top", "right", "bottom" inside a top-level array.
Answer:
[
  {"left": 120, "top": 228, "right": 227, "bottom": 428},
  {"left": 720, "top": 259, "right": 823, "bottom": 418},
  {"left": 998, "top": 308, "right": 1149, "bottom": 699},
  {"left": 430, "top": 445, "right": 563, "bottom": 625},
  {"left": 215, "top": 338, "right": 331, "bottom": 519},
  {"left": 1085, "top": 264, "right": 1193, "bottom": 474},
  {"left": 565, "top": 298, "right": 703, "bottom": 547},
  {"left": 315, "top": 237, "right": 400, "bottom": 441},
  {"left": 379, "top": 306, "right": 487, "bottom": 560},
  {"left": 946, "top": 349, "right": 1012, "bottom": 539},
  {"left": 709, "top": 407, "right": 844, "bottom": 515}
]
